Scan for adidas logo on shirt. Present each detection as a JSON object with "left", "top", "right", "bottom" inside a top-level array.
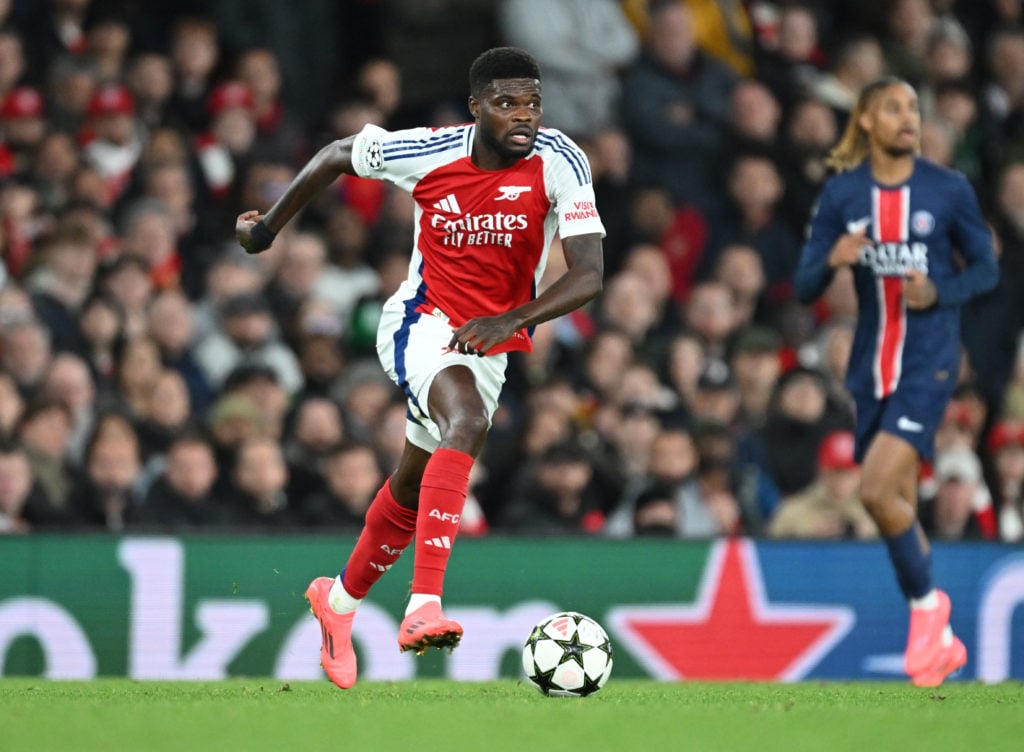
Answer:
[{"left": 432, "top": 193, "right": 462, "bottom": 214}]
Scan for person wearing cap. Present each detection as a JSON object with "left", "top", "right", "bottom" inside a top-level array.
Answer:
[
  {"left": 196, "top": 80, "right": 257, "bottom": 200},
  {"left": 987, "top": 419, "right": 1024, "bottom": 541},
  {"left": 81, "top": 82, "right": 141, "bottom": 202},
  {"left": 769, "top": 430, "right": 876, "bottom": 539},
  {"left": 0, "top": 86, "right": 46, "bottom": 173}
]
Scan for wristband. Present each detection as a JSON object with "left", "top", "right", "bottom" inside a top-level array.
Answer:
[{"left": 249, "top": 220, "right": 277, "bottom": 252}]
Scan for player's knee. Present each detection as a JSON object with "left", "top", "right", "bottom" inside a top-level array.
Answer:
[
  {"left": 440, "top": 410, "right": 489, "bottom": 446},
  {"left": 859, "top": 477, "right": 890, "bottom": 516}
]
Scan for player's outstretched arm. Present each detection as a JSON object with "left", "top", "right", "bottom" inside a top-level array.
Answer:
[
  {"left": 235, "top": 136, "right": 358, "bottom": 254},
  {"left": 448, "top": 232, "right": 603, "bottom": 356}
]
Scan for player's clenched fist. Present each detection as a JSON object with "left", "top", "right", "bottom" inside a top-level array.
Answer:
[{"left": 235, "top": 210, "right": 276, "bottom": 254}]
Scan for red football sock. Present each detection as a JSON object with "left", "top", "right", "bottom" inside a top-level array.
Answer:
[
  {"left": 413, "top": 448, "right": 474, "bottom": 596},
  {"left": 341, "top": 479, "right": 417, "bottom": 598}
]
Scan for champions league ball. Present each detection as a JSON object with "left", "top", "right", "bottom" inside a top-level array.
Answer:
[{"left": 522, "top": 611, "right": 613, "bottom": 697}]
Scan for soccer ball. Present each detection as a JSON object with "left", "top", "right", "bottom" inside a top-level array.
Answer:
[{"left": 521, "top": 611, "right": 613, "bottom": 697}]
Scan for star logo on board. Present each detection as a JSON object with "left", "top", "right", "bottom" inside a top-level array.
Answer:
[{"left": 606, "top": 540, "right": 854, "bottom": 680}]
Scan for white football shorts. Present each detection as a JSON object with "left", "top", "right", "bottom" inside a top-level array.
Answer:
[{"left": 376, "top": 292, "right": 508, "bottom": 452}]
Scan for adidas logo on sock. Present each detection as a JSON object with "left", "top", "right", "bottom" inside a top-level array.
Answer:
[
  {"left": 369, "top": 562, "right": 392, "bottom": 572},
  {"left": 424, "top": 536, "right": 451, "bottom": 549}
]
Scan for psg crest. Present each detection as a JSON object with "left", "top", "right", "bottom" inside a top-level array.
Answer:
[{"left": 911, "top": 210, "right": 934, "bottom": 236}]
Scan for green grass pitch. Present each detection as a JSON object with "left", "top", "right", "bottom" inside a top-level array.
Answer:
[{"left": 2, "top": 679, "right": 1022, "bottom": 752}]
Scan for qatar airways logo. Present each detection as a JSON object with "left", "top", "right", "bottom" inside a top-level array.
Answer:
[
  {"left": 430, "top": 210, "right": 528, "bottom": 248},
  {"left": 859, "top": 241, "right": 929, "bottom": 276}
]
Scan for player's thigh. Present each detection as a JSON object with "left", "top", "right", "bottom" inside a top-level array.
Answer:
[
  {"left": 877, "top": 386, "right": 952, "bottom": 463},
  {"left": 376, "top": 304, "right": 506, "bottom": 434}
]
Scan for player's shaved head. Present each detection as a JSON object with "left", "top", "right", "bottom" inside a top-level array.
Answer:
[{"left": 469, "top": 47, "right": 541, "bottom": 97}]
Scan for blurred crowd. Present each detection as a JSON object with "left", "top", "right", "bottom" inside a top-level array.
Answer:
[{"left": 1, "top": 0, "right": 1024, "bottom": 543}]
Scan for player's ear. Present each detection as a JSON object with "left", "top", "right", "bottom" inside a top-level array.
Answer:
[
  {"left": 858, "top": 109, "right": 872, "bottom": 135},
  {"left": 468, "top": 96, "right": 480, "bottom": 120}
]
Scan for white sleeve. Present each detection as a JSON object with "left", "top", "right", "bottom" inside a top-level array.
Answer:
[
  {"left": 351, "top": 123, "right": 468, "bottom": 192},
  {"left": 541, "top": 130, "right": 606, "bottom": 239}
]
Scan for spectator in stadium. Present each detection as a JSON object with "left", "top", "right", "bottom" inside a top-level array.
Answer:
[
  {"left": 0, "top": 28, "right": 27, "bottom": 106},
  {"left": 625, "top": 186, "right": 709, "bottom": 304},
  {"left": 76, "top": 292, "right": 123, "bottom": 387},
  {"left": 82, "top": 83, "right": 143, "bottom": 204},
  {"left": 919, "top": 445, "right": 995, "bottom": 540},
  {"left": 987, "top": 419, "right": 1024, "bottom": 541},
  {"left": 194, "top": 292, "right": 303, "bottom": 395},
  {"left": 68, "top": 412, "right": 144, "bottom": 531},
  {"left": 760, "top": 366, "right": 849, "bottom": 498},
  {"left": 779, "top": 97, "right": 838, "bottom": 235},
  {"left": 769, "top": 430, "right": 876, "bottom": 540},
  {"left": 14, "top": 396, "right": 75, "bottom": 521},
  {"left": 712, "top": 244, "right": 768, "bottom": 327},
  {"left": 137, "top": 432, "right": 225, "bottom": 530},
  {"left": 267, "top": 231, "right": 378, "bottom": 345},
  {"left": 729, "top": 325, "right": 783, "bottom": 434},
  {"left": 118, "top": 198, "right": 182, "bottom": 291},
  {"left": 111, "top": 334, "right": 163, "bottom": 421},
  {"left": 1, "top": 318, "right": 53, "bottom": 399},
  {"left": 607, "top": 422, "right": 738, "bottom": 538},
  {"left": 583, "top": 128, "right": 634, "bottom": 274},
  {"left": 685, "top": 280, "right": 740, "bottom": 362},
  {"left": 354, "top": 58, "right": 402, "bottom": 129},
  {"left": 0, "top": 441, "right": 44, "bottom": 534},
  {"left": 663, "top": 329, "right": 706, "bottom": 412},
  {"left": 25, "top": 221, "right": 98, "bottom": 357},
  {"left": 97, "top": 253, "right": 153, "bottom": 339},
  {"left": 236, "top": 47, "right": 306, "bottom": 163},
  {"left": 45, "top": 53, "right": 98, "bottom": 136},
  {"left": 30, "top": 132, "right": 78, "bottom": 214},
  {"left": 0, "top": 86, "right": 48, "bottom": 174},
  {"left": 755, "top": 2, "right": 824, "bottom": 111},
  {"left": 302, "top": 440, "right": 384, "bottom": 529},
  {"left": 145, "top": 289, "right": 212, "bottom": 411},
  {"left": 725, "top": 79, "right": 783, "bottom": 155},
  {"left": 125, "top": 52, "right": 175, "bottom": 131},
  {"left": 809, "top": 35, "right": 887, "bottom": 125},
  {"left": 225, "top": 435, "right": 296, "bottom": 529},
  {"left": 195, "top": 81, "right": 259, "bottom": 204},
  {"left": 84, "top": 13, "right": 130, "bottom": 84},
  {"left": 220, "top": 363, "right": 291, "bottom": 442},
  {"left": 0, "top": 372, "right": 24, "bottom": 435},
  {"left": 500, "top": 439, "right": 607, "bottom": 534},
  {"left": 498, "top": 0, "right": 638, "bottom": 138},
  {"left": 0, "top": 179, "right": 47, "bottom": 279},
  {"left": 881, "top": 0, "right": 937, "bottom": 84},
  {"left": 168, "top": 15, "right": 220, "bottom": 133},
  {"left": 704, "top": 151, "right": 800, "bottom": 289},
  {"left": 282, "top": 395, "right": 345, "bottom": 499},
  {"left": 135, "top": 369, "right": 192, "bottom": 460},
  {"left": 40, "top": 351, "right": 96, "bottom": 462},
  {"left": 620, "top": 0, "right": 737, "bottom": 203}
]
